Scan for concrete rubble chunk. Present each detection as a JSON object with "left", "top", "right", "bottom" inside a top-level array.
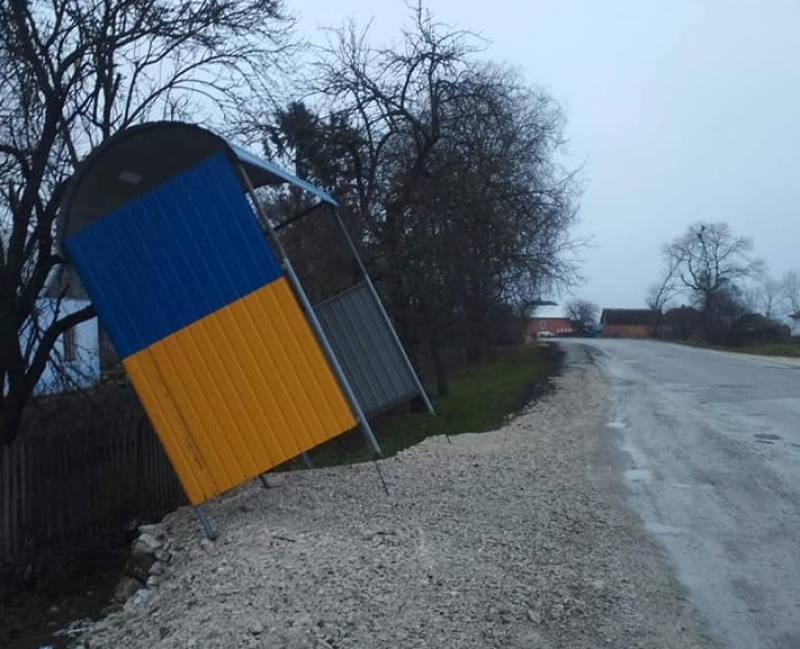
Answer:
[
  {"left": 138, "top": 524, "right": 166, "bottom": 538},
  {"left": 112, "top": 576, "right": 143, "bottom": 604},
  {"left": 126, "top": 552, "right": 157, "bottom": 582},
  {"left": 133, "top": 532, "right": 164, "bottom": 554},
  {"left": 132, "top": 589, "right": 153, "bottom": 606}
]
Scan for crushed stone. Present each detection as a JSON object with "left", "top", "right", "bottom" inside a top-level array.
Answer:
[{"left": 76, "top": 345, "right": 717, "bottom": 649}]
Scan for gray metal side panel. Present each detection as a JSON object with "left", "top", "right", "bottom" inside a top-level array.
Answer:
[{"left": 314, "top": 284, "right": 420, "bottom": 416}]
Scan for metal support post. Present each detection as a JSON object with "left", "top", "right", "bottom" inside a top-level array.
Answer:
[
  {"left": 194, "top": 506, "right": 218, "bottom": 541},
  {"left": 280, "top": 257, "right": 383, "bottom": 457},
  {"left": 332, "top": 211, "right": 435, "bottom": 415}
]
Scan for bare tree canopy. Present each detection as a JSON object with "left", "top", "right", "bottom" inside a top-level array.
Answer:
[
  {"left": 745, "top": 274, "right": 782, "bottom": 320},
  {"left": 645, "top": 255, "right": 681, "bottom": 311},
  {"left": 0, "top": 0, "right": 294, "bottom": 446},
  {"left": 263, "top": 6, "right": 581, "bottom": 395},
  {"left": 0, "top": 1, "right": 581, "bottom": 441},
  {"left": 656, "top": 222, "right": 764, "bottom": 345},
  {"left": 664, "top": 222, "right": 762, "bottom": 307},
  {"left": 565, "top": 299, "right": 599, "bottom": 333},
  {"left": 780, "top": 270, "right": 800, "bottom": 315}
]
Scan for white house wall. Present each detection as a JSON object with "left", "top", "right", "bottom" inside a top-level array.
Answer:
[{"left": 25, "top": 298, "right": 100, "bottom": 395}]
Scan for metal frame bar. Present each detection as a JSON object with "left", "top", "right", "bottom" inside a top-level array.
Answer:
[
  {"left": 234, "top": 164, "right": 383, "bottom": 458},
  {"left": 275, "top": 201, "right": 434, "bottom": 415},
  {"left": 331, "top": 210, "right": 435, "bottom": 415},
  {"left": 194, "top": 506, "right": 218, "bottom": 540},
  {"left": 274, "top": 200, "right": 327, "bottom": 231}
]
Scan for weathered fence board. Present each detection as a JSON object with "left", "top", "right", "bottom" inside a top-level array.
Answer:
[{"left": 0, "top": 415, "right": 186, "bottom": 576}]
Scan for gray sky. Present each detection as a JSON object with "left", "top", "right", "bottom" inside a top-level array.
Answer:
[{"left": 295, "top": 0, "right": 800, "bottom": 310}]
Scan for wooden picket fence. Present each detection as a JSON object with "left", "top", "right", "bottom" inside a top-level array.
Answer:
[{"left": 0, "top": 412, "right": 186, "bottom": 583}]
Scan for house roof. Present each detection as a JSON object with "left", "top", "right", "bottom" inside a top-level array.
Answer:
[
  {"left": 531, "top": 305, "right": 570, "bottom": 320},
  {"left": 601, "top": 308, "right": 661, "bottom": 325}
]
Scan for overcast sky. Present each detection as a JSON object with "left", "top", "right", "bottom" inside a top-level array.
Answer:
[{"left": 294, "top": 0, "right": 800, "bottom": 310}]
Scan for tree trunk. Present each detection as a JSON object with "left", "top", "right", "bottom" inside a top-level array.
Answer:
[
  {"left": 0, "top": 303, "right": 95, "bottom": 447},
  {"left": 0, "top": 384, "right": 30, "bottom": 447}
]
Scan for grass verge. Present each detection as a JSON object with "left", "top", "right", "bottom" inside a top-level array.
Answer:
[
  {"left": 302, "top": 344, "right": 560, "bottom": 468},
  {"left": 734, "top": 342, "right": 800, "bottom": 357}
]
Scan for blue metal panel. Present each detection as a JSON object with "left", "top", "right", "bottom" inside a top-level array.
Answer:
[{"left": 64, "top": 153, "right": 282, "bottom": 358}]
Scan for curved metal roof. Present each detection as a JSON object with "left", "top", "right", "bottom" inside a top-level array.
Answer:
[{"left": 60, "top": 121, "right": 337, "bottom": 238}]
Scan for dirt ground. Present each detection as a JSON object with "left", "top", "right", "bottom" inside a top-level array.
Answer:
[
  {"left": 1, "top": 553, "right": 124, "bottom": 649},
  {"left": 70, "top": 345, "right": 718, "bottom": 648}
]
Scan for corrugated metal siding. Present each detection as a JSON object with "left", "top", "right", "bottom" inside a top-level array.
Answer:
[
  {"left": 124, "top": 279, "right": 355, "bottom": 505},
  {"left": 64, "top": 156, "right": 357, "bottom": 505},
  {"left": 63, "top": 153, "right": 281, "bottom": 358},
  {"left": 315, "top": 283, "right": 420, "bottom": 415}
]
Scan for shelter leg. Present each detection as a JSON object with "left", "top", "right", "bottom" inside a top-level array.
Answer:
[
  {"left": 259, "top": 474, "right": 270, "bottom": 489},
  {"left": 194, "top": 506, "right": 218, "bottom": 541},
  {"left": 358, "top": 419, "right": 383, "bottom": 458},
  {"left": 301, "top": 453, "right": 314, "bottom": 469}
]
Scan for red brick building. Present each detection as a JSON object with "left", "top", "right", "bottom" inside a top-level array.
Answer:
[
  {"left": 526, "top": 305, "right": 574, "bottom": 341},
  {"left": 600, "top": 308, "right": 660, "bottom": 338}
]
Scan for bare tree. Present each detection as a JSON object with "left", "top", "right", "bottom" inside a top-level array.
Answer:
[
  {"left": 0, "top": 0, "right": 293, "bottom": 446},
  {"left": 747, "top": 274, "right": 783, "bottom": 320},
  {"left": 302, "top": 5, "right": 581, "bottom": 395},
  {"left": 664, "top": 222, "right": 762, "bottom": 308},
  {"left": 645, "top": 255, "right": 681, "bottom": 310},
  {"left": 565, "top": 299, "right": 598, "bottom": 334},
  {"left": 780, "top": 270, "right": 800, "bottom": 315},
  {"left": 662, "top": 222, "right": 761, "bottom": 343}
]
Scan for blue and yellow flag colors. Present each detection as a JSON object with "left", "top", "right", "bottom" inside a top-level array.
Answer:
[{"left": 65, "top": 154, "right": 355, "bottom": 504}]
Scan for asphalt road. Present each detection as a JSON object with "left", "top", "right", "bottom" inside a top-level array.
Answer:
[{"left": 579, "top": 339, "right": 800, "bottom": 649}]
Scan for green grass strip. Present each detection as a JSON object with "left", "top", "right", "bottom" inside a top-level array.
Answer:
[{"left": 302, "top": 345, "right": 555, "bottom": 468}]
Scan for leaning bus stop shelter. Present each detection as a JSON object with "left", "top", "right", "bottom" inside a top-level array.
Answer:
[{"left": 59, "top": 122, "right": 432, "bottom": 535}]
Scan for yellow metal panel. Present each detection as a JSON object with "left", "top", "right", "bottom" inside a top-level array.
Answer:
[{"left": 123, "top": 278, "right": 357, "bottom": 505}]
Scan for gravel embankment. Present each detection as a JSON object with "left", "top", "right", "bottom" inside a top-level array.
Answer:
[{"left": 77, "top": 345, "right": 718, "bottom": 649}]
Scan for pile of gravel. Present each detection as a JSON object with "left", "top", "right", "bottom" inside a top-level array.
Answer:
[{"left": 75, "top": 346, "right": 717, "bottom": 649}]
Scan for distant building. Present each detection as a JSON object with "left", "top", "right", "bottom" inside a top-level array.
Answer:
[
  {"left": 526, "top": 304, "right": 574, "bottom": 341},
  {"left": 600, "top": 308, "right": 660, "bottom": 338}
]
